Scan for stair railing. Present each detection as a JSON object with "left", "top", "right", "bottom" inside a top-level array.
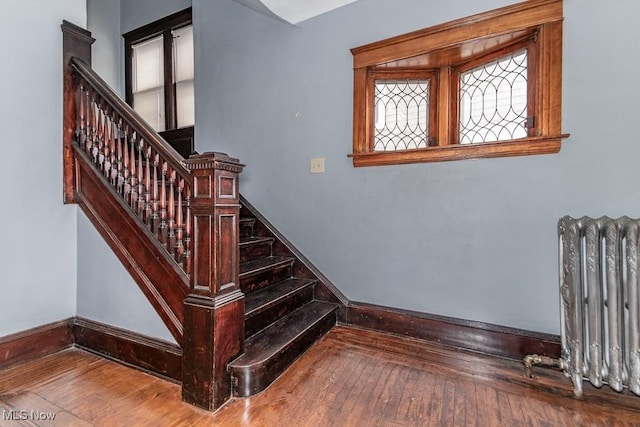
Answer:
[
  {"left": 62, "top": 20, "right": 245, "bottom": 411},
  {"left": 72, "top": 57, "right": 196, "bottom": 278}
]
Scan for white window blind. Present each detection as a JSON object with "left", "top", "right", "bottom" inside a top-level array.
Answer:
[
  {"left": 173, "top": 26, "right": 194, "bottom": 128},
  {"left": 132, "top": 35, "right": 165, "bottom": 131}
]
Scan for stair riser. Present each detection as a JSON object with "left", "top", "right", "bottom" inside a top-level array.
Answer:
[
  {"left": 245, "top": 286, "right": 314, "bottom": 338},
  {"left": 240, "top": 241, "right": 273, "bottom": 263},
  {"left": 240, "top": 265, "right": 292, "bottom": 294},
  {"left": 239, "top": 221, "right": 255, "bottom": 238},
  {"left": 231, "top": 309, "right": 336, "bottom": 397}
]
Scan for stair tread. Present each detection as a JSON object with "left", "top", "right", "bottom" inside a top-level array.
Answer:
[
  {"left": 239, "top": 256, "right": 294, "bottom": 277},
  {"left": 239, "top": 236, "right": 274, "bottom": 246},
  {"left": 230, "top": 301, "right": 337, "bottom": 368},
  {"left": 245, "top": 277, "right": 315, "bottom": 316},
  {"left": 239, "top": 218, "right": 255, "bottom": 224}
]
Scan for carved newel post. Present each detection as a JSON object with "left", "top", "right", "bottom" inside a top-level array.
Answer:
[{"left": 181, "top": 152, "right": 245, "bottom": 411}]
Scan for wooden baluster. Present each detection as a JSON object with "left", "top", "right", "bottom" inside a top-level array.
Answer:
[
  {"left": 122, "top": 125, "right": 133, "bottom": 203},
  {"left": 116, "top": 120, "right": 124, "bottom": 193},
  {"left": 89, "top": 92, "right": 98, "bottom": 159},
  {"left": 136, "top": 139, "right": 145, "bottom": 216},
  {"left": 150, "top": 153, "right": 160, "bottom": 234},
  {"left": 77, "top": 84, "right": 86, "bottom": 150},
  {"left": 167, "top": 170, "right": 176, "bottom": 252},
  {"left": 175, "top": 179, "right": 185, "bottom": 265},
  {"left": 182, "top": 185, "right": 191, "bottom": 275},
  {"left": 109, "top": 117, "right": 118, "bottom": 185},
  {"left": 143, "top": 146, "right": 152, "bottom": 222},
  {"left": 102, "top": 107, "right": 111, "bottom": 178},
  {"left": 183, "top": 185, "right": 192, "bottom": 277},
  {"left": 85, "top": 90, "right": 95, "bottom": 155},
  {"left": 158, "top": 161, "right": 168, "bottom": 247},
  {"left": 96, "top": 102, "right": 104, "bottom": 169},
  {"left": 129, "top": 133, "right": 138, "bottom": 210},
  {"left": 84, "top": 89, "right": 91, "bottom": 155}
]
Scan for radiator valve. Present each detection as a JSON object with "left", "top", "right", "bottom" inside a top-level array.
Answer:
[{"left": 523, "top": 354, "right": 566, "bottom": 378}]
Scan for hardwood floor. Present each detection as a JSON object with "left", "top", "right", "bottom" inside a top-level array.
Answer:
[{"left": 1, "top": 325, "right": 640, "bottom": 426}]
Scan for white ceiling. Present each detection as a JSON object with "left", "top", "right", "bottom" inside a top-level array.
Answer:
[{"left": 231, "top": 0, "right": 359, "bottom": 25}]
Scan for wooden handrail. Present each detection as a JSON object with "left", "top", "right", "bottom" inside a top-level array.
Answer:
[{"left": 70, "top": 57, "right": 190, "bottom": 182}]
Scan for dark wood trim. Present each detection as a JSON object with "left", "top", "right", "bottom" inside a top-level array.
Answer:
[
  {"left": 0, "top": 303, "right": 559, "bottom": 385},
  {"left": 345, "top": 301, "right": 560, "bottom": 360},
  {"left": 181, "top": 153, "right": 245, "bottom": 411},
  {"left": 182, "top": 293, "right": 245, "bottom": 410},
  {"left": 124, "top": 37, "right": 133, "bottom": 106},
  {"left": 160, "top": 126, "right": 194, "bottom": 159},
  {"left": 122, "top": 8, "right": 192, "bottom": 43},
  {"left": 163, "top": 29, "right": 177, "bottom": 131},
  {"left": 0, "top": 318, "right": 74, "bottom": 369},
  {"left": 61, "top": 20, "right": 94, "bottom": 204},
  {"left": 73, "top": 317, "right": 182, "bottom": 382}
]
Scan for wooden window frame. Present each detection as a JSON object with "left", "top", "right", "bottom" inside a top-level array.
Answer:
[
  {"left": 350, "top": 0, "right": 568, "bottom": 167},
  {"left": 123, "top": 8, "right": 194, "bottom": 156},
  {"left": 452, "top": 37, "right": 537, "bottom": 144}
]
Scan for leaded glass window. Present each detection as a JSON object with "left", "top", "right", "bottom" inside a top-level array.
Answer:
[
  {"left": 374, "top": 79, "right": 431, "bottom": 151},
  {"left": 459, "top": 49, "right": 528, "bottom": 144}
]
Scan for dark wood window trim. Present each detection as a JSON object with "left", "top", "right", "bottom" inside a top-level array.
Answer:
[
  {"left": 123, "top": 8, "right": 194, "bottom": 157},
  {"left": 350, "top": 0, "right": 568, "bottom": 167}
]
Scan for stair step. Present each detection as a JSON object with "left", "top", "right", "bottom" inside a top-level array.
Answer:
[
  {"left": 244, "top": 278, "right": 315, "bottom": 338},
  {"left": 240, "top": 256, "right": 294, "bottom": 293},
  {"left": 239, "top": 218, "right": 256, "bottom": 238},
  {"left": 239, "top": 236, "right": 274, "bottom": 263},
  {"left": 229, "top": 300, "right": 338, "bottom": 397}
]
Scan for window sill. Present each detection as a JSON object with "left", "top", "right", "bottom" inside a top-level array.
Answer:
[{"left": 349, "top": 135, "right": 569, "bottom": 167}]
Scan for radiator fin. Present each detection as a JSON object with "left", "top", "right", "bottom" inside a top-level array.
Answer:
[{"left": 559, "top": 216, "right": 640, "bottom": 397}]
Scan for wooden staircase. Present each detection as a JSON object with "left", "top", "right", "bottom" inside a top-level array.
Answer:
[
  {"left": 62, "top": 21, "right": 345, "bottom": 410},
  {"left": 228, "top": 205, "right": 339, "bottom": 397}
]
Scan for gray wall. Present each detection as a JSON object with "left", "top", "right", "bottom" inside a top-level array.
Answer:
[
  {"left": 76, "top": 214, "right": 175, "bottom": 342},
  {"left": 87, "top": 0, "right": 122, "bottom": 95},
  {"left": 0, "top": 0, "right": 86, "bottom": 336},
  {"left": 121, "top": 0, "right": 191, "bottom": 33},
  {"left": 192, "top": 0, "right": 640, "bottom": 335}
]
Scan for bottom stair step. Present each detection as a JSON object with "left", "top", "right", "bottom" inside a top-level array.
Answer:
[
  {"left": 228, "top": 300, "right": 338, "bottom": 397},
  {"left": 244, "top": 278, "right": 315, "bottom": 338}
]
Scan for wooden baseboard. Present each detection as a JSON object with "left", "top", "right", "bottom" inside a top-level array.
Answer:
[
  {"left": 1, "top": 303, "right": 558, "bottom": 380},
  {"left": 345, "top": 302, "right": 560, "bottom": 360},
  {"left": 0, "top": 318, "right": 74, "bottom": 369},
  {"left": 73, "top": 317, "right": 182, "bottom": 382},
  {"left": 0, "top": 317, "right": 182, "bottom": 382}
]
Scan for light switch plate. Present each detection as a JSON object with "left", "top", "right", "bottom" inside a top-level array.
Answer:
[{"left": 310, "top": 158, "right": 325, "bottom": 174}]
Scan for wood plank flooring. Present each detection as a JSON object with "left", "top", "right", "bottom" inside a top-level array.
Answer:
[{"left": 1, "top": 325, "right": 640, "bottom": 426}]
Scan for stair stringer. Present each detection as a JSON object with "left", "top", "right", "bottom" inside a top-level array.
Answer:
[
  {"left": 239, "top": 195, "right": 348, "bottom": 321},
  {"left": 74, "top": 146, "right": 189, "bottom": 345}
]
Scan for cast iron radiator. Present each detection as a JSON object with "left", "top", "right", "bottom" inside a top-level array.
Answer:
[{"left": 544, "top": 216, "right": 640, "bottom": 397}]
